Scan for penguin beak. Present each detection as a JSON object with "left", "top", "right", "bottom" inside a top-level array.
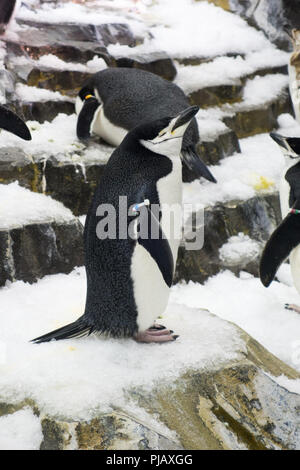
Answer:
[
  {"left": 269, "top": 132, "right": 287, "bottom": 150},
  {"left": 171, "top": 106, "right": 200, "bottom": 133},
  {"left": 172, "top": 106, "right": 217, "bottom": 183},
  {"left": 0, "top": 106, "right": 31, "bottom": 140}
]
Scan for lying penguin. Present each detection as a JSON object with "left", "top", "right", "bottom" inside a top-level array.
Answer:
[
  {"left": 0, "top": 0, "right": 18, "bottom": 35},
  {"left": 0, "top": 104, "right": 31, "bottom": 140},
  {"left": 32, "top": 106, "right": 199, "bottom": 344},
  {"left": 260, "top": 132, "right": 300, "bottom": 313},
  {"left": 76, "top": 67, "right": 216, "bottom": 184}
]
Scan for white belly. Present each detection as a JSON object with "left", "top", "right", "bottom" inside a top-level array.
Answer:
[
  {"left": 290, "top": 246, "right": 300, "bottom": 295},
  {"left": 289, "top": 61, "right": 300, "bottom": 124},
  {"left": 131, "top": 244, "right": 170, "bottom": 331},
  {"left": 91, "top": 106, "right": 127, "bottom": 147},
  {"left": 279, "top": 175, "right": 290, "bottom": 218},
  {"left": 157, "top": 158, "right": 183, "bottom": 266},
  {"left": 131, "top": 158, "right": 182, "bottom": 331}
]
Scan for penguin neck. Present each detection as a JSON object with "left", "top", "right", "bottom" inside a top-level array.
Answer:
[{"left": 139, "top": 138, "right": 182, "bottom": 162}]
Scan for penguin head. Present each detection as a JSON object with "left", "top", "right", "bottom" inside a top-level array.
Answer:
[
  {"left": 0, "top": 105, "right": 31, "bottom": 140},
  {"left": 270, "top": 132, "right": 300, "bottom": 160},
  {"left": 76, "top": 88, "right": 101, "bottom": 140},
  {"left": 137, "top": 106, "right": 200, "bottom": 158}
]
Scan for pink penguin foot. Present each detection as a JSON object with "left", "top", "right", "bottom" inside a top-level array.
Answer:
[
  {"left": 134, "top": 327, "right": 178, "bottom": 343},
  {"left": 285, "top": 303, "right": 300, "bottom": 314}
]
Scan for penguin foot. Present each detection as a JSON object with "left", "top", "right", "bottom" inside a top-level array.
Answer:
[
  {"left": 134, "top": 329, "right": 178, "bottom": 343},
  {"left": 285, "top": 303, "right": 300, "bottom": 314}
]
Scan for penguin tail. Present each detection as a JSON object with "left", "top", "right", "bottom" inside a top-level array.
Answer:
[{"left": 31, "top": 318, "right": 94, "bottom": 344}]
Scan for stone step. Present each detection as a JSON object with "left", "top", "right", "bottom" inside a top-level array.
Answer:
[
  {"left": 176, "top": 192, "right": 281, "bottom": 283},
  {"left": 0, "top": 184, "right": 84, "bottom": 286}
]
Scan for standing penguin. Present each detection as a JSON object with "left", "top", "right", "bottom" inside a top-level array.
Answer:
[
  {"left": 32, "top": 106, "right": 199, "bottom": 344},
  {"left": 260, "top": 132, "right": 300, "bottom": 313},
  {"left": 0, "top": 0, "right": 18, "bottom": 35},
  {"left": 76, "top": 67, "right": 216, "bottom": 184},
  {"left": 0, "top": 104, "right": 31, "bottom": 140}
]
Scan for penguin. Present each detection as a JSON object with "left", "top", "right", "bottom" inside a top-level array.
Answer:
[
  {"left": 0, "top": 0, "right": 17, "bottom": 35},
  {"left": 75, "top": 67, "right": 216, "bottom": 184},
  {"left": 0, "top": 104, "right": 31, "bottom": 140},
  {"left": 260, "top": 132, "right": 300, "bottom": 313},
  {"left": 31, "top": 106, "right": 200, "bottom": 344}
]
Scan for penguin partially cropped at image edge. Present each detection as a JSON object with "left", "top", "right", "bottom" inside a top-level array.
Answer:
[
  {"left": 260, "top": 132, "right": 300, "bottom": 313},
  {"left": 76, "top": 67, "right": 216, "bottom": 184},
  {"left": 0, "top": 104, "right": 31, "bottom": 140},
  {"left": 32, "top": 106, "right": 200, "bottom": 344},
  {"left": 0, "top": 0, "right": 18, "bottom": 35}
]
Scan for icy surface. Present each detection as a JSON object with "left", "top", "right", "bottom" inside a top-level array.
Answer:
[
  {"left": 15, "top": 84, "right": 75, "bottom": 103},
  {"left": 108, "top": 0, "right": 276, "bottom": 59},
  {"left": 175, "top": 49, "right": 289, "bottom": 94},
  {"left": 171, "top": 269, "right": 300, "bottom": 373},
  {"left": 0, "top": 113, "right": 113, "bottom": 165},
  {"left": 0, "top": 267, "right": 245, "bottom": 420},
  {"left": 0, "top": 408, "right": 43, "bottom": 450},
  {"left": 219, "top": 233, "right": 261, "bottom": 265},
  {"left": 0, "top": 182, "right": 74, "bottom": 229},
  {"left": 184, "top": 113, "right": 300, "bottom": 208}
]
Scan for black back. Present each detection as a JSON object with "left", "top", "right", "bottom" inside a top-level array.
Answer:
[
  {"left": 83, "top": 131, "right": 173, "bottom": 337},
  {"left": 81, "top": 67, "right": 199, "bottom": 151},
  {"left": 0, "top": 0, "right": 16, "bottom": 31}
]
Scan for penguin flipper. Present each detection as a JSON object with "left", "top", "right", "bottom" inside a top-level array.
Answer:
[
  {"left": 181, "top": 145, "right": 217, "bottom": 183},
  {"left": 76, "top": 97, "right": 100, "bottom": 140},
  {"left": 0, "top": 105, "right": 31, "bottom": 140},
  {"left": 137, "top": 206, "right": 174, "bottom": 288},
  {"left": 31, "top": 318, "right": 93, "bottom": 344},
  {"left": 260, "top": 200, "right": 300, "bottom": 287}
]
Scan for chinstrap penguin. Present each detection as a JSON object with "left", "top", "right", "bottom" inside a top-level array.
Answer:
[
  {"left": 260, "top": 132, "right": 300, "bottom": 313},
  {"left": 32, "top": 105, "right": 200, "bottom": 344},
  {"left": 0, "top": 104, "right": 31, "bottom": 140},
  {"left": 76, "top": 67, "right": 216, "bottom": 184},
  {"left": 0, "top": 0, "right": 18, "bottom": 35}
]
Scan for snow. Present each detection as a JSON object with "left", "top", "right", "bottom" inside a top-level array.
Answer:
[
  {"left": 175, "top": 49, "right": 289, "bottom": 94},
  {"left": 0, "top": 113, "right": 113, "bottom": 165},
  {"left": 108, "top": 0, "right": 275, "bottom": 60},
  {"left": 15, "top": 84, "right": 75, "bottom": 103},
  {"left": 241, "top": 74, "right": 289, "bottom": 109},
  {"left": 184, "top": 113, "right": 300, "bottom": 208},
  {"left": 171, "top": 268, "right": 300, "bottom": 374},
  {"left": 219, "top": 233, "right": 261, "bottom": 266},
  {"left": 0, "top": 408, "right": 43, "bottom": 450},
  {"left": 0, "top": 267, "right": 245, "bottom": 421},
  {"left": 17, "top": 0, "right": 147, "bottom": 37},
  {"left": 0, "top": 182, "right": 74, "bottom": 229}
]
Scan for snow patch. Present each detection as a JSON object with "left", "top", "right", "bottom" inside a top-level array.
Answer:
[
  {"left": 0, "top": 182, "right": 74, "bottom": 229},
  {"left": 219, "top": 233, "right": 261, "bottom": 265},
  {"left": 0, "top": 408, "right": 43, "bottom": 450}
]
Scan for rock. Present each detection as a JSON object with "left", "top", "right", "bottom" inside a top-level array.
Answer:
[
  {"left": 223, "top": 91, "right": 292, "bottom": 139},
  {"left": 1, "top": 308, "right": 299, "bottom": 450},
  {"left": 229, "top": 0, "right": 300, "bottom": 51},
  {"left": 114, "top": 52, "right": 177, "bottom": 81},
  {"left": 6, "top": 20, "right": 137, "bottom": 64},
  {"left": 0, "top": 219, "right": 84, "bottom": 286},
  {"left": 14, "top": 100, "right": 75, "bottom": 124},
  {"left": 197, "top": 128, "right": 241, "bottom": 166},
  {"left": 0, "top": 148, "right": 43, "bottom": 192},
  {"left": 189, "top": 83, "right": 243, "bottom": 108},
  {"left": 26, "top": 69, "right": 93, "bottom": 97},
  {"left": 175, "top": 193, "right": 281, "bottom": 282}
]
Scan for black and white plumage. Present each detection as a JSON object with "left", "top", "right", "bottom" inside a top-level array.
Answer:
[
  {"left": 260, "top": 132, "right": 300, "bottom": 313},
  {"left": 0, "top": 104, "right": 31, "bottom": 140},
  {"left": 76, "top": 67, "right": 216, "bottom": 184},
  {"left": 32, "top": 106, "right": 200, "bottom": 344},
  {"left": 0, "top": 0, "right": 17, "bottom": 35}
]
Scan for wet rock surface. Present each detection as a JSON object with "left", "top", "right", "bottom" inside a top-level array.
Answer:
[
  {"left": 1, "top": 313, "right": 299, "bottom": 450},
  {"left": 0, "top": 219, "right": 84, "bottom": 286},
  {"left": 176, "top": 193, "right": 281, "bottom": 282}
]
